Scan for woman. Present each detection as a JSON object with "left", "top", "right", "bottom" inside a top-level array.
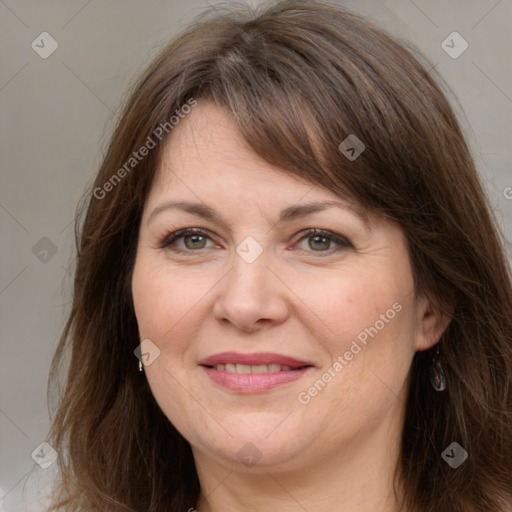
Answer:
[{"left": 47, "top": 1, "right": 512, "bottom": 510}]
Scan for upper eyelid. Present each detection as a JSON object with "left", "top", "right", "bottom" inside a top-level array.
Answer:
[{"left": 160, "top": 227, "right": 351, "bottom": 250}]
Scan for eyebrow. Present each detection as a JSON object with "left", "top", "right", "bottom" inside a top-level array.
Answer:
[{"left": 147, "top": 200, "right": 370, "bottom": 229}]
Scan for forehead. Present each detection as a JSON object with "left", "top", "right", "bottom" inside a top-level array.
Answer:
[
  {"left": 145, "top": 101, "right": 373, "bottom": 228},
  {"left": 154, "top": 102, "right": 287, "bottom": 186}
]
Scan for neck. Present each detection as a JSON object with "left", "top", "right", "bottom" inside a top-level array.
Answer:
[{"left": 194, "top": 412, "right": 408, "bottom": 512}]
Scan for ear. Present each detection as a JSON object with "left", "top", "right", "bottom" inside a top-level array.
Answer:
[{"left": 414, "top": 295, "right": 453, "bottom": 352}]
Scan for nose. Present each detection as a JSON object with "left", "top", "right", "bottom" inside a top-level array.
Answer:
[{"left": 212, "top": 248, "right": 290, "bottom": 333}]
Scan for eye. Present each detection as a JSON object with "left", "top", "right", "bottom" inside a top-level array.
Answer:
[
  {"left": 293, "top": 228, "right": 352, "bottom": 254},
  {"left": 159, "top": 228, "right": 216, "bottom": 252},
  {"left": 158, "top": 227, "right": 352, "bottom": 256}
]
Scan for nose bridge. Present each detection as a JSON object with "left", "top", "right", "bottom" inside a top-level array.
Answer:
[
  {"left": 213, "top": 239, "right": 288, "bottom": 329},
  {"left": 228, "top": 242, "right": 271, "bottom": 298}
]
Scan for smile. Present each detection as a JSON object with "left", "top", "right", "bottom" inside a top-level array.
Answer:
[
  {"left": 199, "top": 352, "right": 315, "bottom": 393},
  {"left": 210, "top": 363, "right": 296, "bottom": 373}
]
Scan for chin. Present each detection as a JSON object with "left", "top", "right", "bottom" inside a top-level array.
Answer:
[{"left": 189, "top": 416, "right": 314, "bottom": 470}]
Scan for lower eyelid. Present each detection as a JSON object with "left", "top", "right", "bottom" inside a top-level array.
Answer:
[
  {"left": 293, "top": 237, "right": 349, "bottom": 253},
  {"left": 159, "top": 229, "right": 351, "bottom": 253}
]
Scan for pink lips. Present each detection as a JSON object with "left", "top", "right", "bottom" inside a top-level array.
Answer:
[
  {"left": 199, "top": 352, "right": 312, "bottom": 368},
  {"left": 199, "top": 352, "right": 314, "bottom": 393}
]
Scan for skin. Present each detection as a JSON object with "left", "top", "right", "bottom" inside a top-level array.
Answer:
[{"left": 131, "top": 101, "right": 451, "bottom": 512}]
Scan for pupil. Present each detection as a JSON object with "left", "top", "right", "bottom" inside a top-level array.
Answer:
[
  {"left": 310, "top": 236, "right": 329, "bottom": 251},
  {"left": 185, "top": 235, "right": 205, "bottom": 249}
]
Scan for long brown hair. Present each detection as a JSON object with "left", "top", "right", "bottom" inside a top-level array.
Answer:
[{"left": 47, "top": 1, "right": 512, "bottom": 510}]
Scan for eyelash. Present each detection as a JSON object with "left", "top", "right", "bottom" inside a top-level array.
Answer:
[{"left": 158, "top": 227, "right": 352, "bottom": 256}]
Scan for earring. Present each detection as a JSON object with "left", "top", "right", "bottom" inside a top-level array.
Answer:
[
  {"left": 138, "top": 359, "right": 143, "bottom": 372},
  {"left": 429, "top": 344, "right": 446, "bottom": 391}
]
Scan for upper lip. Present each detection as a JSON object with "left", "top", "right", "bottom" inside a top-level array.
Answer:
[{"left": 199, "top": 352, "right": 314, "bottom": 369}]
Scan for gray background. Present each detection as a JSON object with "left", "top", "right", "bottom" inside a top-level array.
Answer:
[{"left": 1, "top": 0, "right": 511, "bottom": 510}]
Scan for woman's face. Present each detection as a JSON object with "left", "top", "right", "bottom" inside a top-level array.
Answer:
[{"left": 131, "top": 101, "right": 441, "bottom": 473}]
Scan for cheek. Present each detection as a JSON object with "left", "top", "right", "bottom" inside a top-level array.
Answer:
[
  {"left": 301, "top": 266, "right": 404, "bottom": 354},
  {"left": 131, "top": 255, "right": 211, "bottom": 343},
  {"left": 303, "top": 264, "right": 416, "bottom": 404},
  {"left": 131, "top": 256, "right": 210, "bottom": 431}
]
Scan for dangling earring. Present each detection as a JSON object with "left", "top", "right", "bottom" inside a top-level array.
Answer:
[
  {"left": 429, "top": 344, "right": 446, "bottom": 391},
  {"left": 138, "top": 359, "right": 143, "bottom": 372}
]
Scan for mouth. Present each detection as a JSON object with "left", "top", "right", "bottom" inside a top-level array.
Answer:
[
  {"left": 198, "top": 352, "right": 315, "bottom": 393},
  {"left": 205, "top": 362, "right": 310, "bottom": 373}
]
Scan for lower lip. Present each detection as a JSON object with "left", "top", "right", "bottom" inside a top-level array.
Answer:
[{"left": 201, "top": 366, "right": 312, "bottom": 393}]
